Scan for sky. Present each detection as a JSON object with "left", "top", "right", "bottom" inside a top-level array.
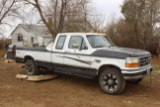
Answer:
[{"left": 93, "top": 0, "right": 124, "bottom": 20}]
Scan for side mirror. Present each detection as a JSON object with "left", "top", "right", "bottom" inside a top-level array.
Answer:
[
  {"left": 83, "top": 46, "right": 88, "bottom": 50},
  {"left": 72, "top": 43, "right": 79, "bottom": 49}
]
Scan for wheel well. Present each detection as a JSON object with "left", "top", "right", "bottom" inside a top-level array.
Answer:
[
  {"left": 24, "top": 56, "right": 34, "bottom": 63},
  {"left": 98, "top": 65, "right": 121, "bottom": 76}
]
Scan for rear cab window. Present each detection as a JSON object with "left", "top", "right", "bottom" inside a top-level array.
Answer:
[{"left": 56, "top": 35, "right": 66, "bottom": 50}]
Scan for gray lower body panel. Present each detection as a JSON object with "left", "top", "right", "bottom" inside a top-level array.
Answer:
[{"left": 122, "top": 65, "right": 153, "bottom": 80}]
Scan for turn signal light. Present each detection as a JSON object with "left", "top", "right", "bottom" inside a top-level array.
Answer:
[{"left": 126, "top": 63, "right": 139, "bottom": 67}]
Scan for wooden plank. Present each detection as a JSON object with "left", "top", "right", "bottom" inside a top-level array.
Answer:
[
  {"left": 15, "top": 74, "right": 28, "bottom": 80},
  {"left": 15, "top": 74, "right": 58, "bottom": 82},
  {"left": 27, "top": 75, "right": 58, "bottom": 82}
]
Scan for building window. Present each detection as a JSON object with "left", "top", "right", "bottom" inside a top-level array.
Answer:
[
  {"left": 31, "top": 37, "right": 34, "bottom": 43},
  {"left": 18, "top": 34, "right": 23, "bottom": 42}
]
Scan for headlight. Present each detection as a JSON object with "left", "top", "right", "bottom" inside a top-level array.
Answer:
[{"left": 126, "top": 57, "right": 139, "bottom": 67}]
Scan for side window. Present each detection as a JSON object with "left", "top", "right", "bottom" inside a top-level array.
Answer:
[
  {"left": 68, "top": 36, "right": 88, "bottom": 50},
  {"left": 56, "top": 36, "right": 66, "bottom": 50},
  {"left": 31, "top": 37, "right": 34, "bottom": 43}
]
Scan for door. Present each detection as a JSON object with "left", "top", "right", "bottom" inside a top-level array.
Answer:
[
  {"left": 63, "top": 36, "right": 93, "bottom": 76},
  {"left": 51, "top": 35, "right": 66, "bottom": 70}
]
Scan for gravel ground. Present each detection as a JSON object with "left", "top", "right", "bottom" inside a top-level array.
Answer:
[{"left": 0, "top": 59, "right": 160, "bottom": 107}]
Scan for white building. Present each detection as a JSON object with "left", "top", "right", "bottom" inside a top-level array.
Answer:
[{"left": 11, "top": 24, "right": 53, "bottom": 47}]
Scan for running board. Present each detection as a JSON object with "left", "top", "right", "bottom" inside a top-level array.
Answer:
[{"left": 53, "top": 70, "right": 95, "bottom": 79}]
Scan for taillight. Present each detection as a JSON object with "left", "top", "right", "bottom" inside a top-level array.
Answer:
[{"left": 13, "top": 50, "right": 16, "bottom": 57}]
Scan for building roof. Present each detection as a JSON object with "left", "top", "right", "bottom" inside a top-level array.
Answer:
[{"left": 11, "top": 24, "right": 52, "bottom": 37}]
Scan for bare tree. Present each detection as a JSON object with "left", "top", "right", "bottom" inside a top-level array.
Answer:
[
  {"left": 22, "top": 0, "right": 73, "bottom": 39},
  {"left": 105, "top": 0, "right": 160, "bottom": 55},
  {"left": 0, "top": 0, "right": 19, "bottom": 48},
  {"left": 45, "top": 0, "right": 93, "bottom": 32},
  {"left": 0, "top": 0, "right": 16, "bottom": 25},
  {"left": 23, "top": 0, "right": 95, "bottom": 38},
  {"left": 122, "top": 0, "right": 160, "bottom": 49},
  {"left": 89, "top": 15, "right": 105, "bottom": 32}
]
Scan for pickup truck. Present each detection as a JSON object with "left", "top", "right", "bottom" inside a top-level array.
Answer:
[{"left": 15, "top": 33, "right": 152, "bottom": 95}]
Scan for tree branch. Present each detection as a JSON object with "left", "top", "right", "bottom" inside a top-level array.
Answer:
[
  {"left": 0, "top": 0, "right": 7, "bottom": 15},
  {"left": 0, "top": 0, "right": 16, "bottom": 24}
]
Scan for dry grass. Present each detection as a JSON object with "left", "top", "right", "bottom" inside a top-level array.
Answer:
[{"left": 152, "top": 57, "right": 160, "bottom": 70}]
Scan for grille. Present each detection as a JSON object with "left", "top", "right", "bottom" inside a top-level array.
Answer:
[{"left": 139, "top": 56, "right": 151, "bottom": 67}]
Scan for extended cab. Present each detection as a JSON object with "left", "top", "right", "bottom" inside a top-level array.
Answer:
[{"left": 15, "top": 33, "right": 152, "bottom": 95}]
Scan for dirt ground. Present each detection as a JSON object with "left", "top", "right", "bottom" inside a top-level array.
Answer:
[{"left": 0, "top": 58, "right": 160, "bottom": 107}]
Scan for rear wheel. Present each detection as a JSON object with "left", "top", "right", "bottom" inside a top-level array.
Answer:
[
  {"left": 99, "top": 68, "right": 126, "bottom": 95},
  {"left": 25, "top": 59, "right": 39, "bottom": 75}
]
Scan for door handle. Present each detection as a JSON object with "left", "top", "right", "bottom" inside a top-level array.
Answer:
[{"left": 65, "top": 51, "right": 70, "bottom": 54}]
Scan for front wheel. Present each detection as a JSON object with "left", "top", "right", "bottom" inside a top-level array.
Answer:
[
  {"left": 99, "top": 68, "right": 126, "bottom": 95},
  {"left": 25, "top": 59, "right": 39, "bottom": 75}
]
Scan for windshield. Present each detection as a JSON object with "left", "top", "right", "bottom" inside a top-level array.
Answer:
[{"left": 86, "top": 35, "right": 115, "bottom": 48}]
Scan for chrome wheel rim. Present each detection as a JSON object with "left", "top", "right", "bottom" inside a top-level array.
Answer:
[
  {"left": 25, "top": 61, "right": 34, "bottom": 75},
  {"left": 102, "top": 74, "right": 118, "bottom": 91}
]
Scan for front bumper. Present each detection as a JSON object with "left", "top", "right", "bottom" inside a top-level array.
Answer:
[{"left": 121, "top": 65, "right": 153, "bottom": 80}]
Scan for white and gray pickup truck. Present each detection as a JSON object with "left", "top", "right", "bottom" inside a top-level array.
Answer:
[{"left": 15, "top": 33, "right": 152, "bottom": 95}]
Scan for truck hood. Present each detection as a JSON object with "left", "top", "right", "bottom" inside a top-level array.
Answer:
[{"left": 92, "top": 47, "right": 150, "bottom": 59}]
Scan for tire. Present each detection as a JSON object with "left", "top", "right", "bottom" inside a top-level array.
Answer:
[
  {"left": 25, "top": 59, "right": 39, "bottom": 75},
  {"left": 127, "top": 78, "right": 143, "bottom": 84},
  {"left": 99, "top": 68, "right": 126, "bottom": 95}
]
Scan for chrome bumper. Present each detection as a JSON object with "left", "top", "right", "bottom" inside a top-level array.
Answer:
[{"left": 121, "top": 65, "right": 153, "bottom": 80}]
